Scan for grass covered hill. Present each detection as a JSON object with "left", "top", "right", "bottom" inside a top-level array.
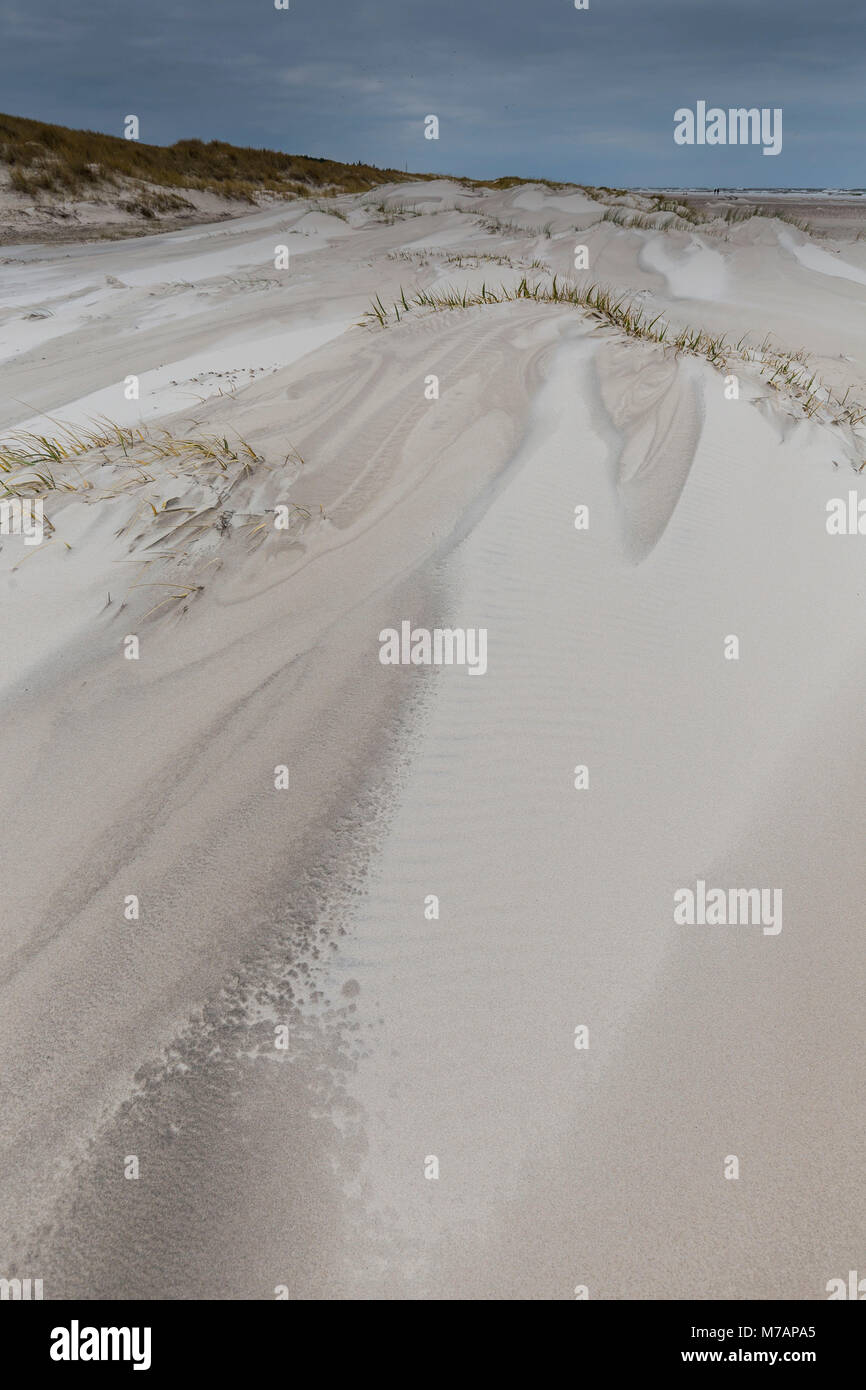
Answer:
[{"left": 0, "top": 111, "right": 432, "bottom": 203}]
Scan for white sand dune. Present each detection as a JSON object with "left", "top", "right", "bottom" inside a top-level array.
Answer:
[
  {"left": 638, "top": 234, "right": 728, "bottom": 299},
  {"left": 778, "top": 226, "right": 866, "bottom": 287},
  {"left": 0, "top": 182, "right": 863, "bottom": 1299}
]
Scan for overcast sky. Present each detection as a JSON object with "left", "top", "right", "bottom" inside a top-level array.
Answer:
[{"left": 2, "top": 0, "right": 862, "bottom": 187}]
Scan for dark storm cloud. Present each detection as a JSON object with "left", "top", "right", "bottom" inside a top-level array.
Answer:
[{"left": 2, "top": 1, "right": 863, "bottom": 185}]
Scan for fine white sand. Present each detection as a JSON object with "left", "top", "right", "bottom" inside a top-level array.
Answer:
[{"left": 0, "top": 182, "right": 864, "bottom": 1299}]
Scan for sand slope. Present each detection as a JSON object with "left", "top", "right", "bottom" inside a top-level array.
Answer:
[{"left": 0, "top": 182, "right": 864, "bottom": 1299}]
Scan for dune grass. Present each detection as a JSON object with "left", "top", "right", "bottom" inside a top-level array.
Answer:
[
  {"left": 0, "top": 415, "right": 313, "bottom": 615},
  {"left": 0, "top": 416, "right": 267, "bottom": 497},
  {"left": 472, "top": 211, "right": 554, "bottom": 238},
  {"left": 387, "top": 247, "right": 537, "bottom": 270},
  {"left": 601, "top": 199, "right": 813, "bottom": 237},
  {"left": 602, "top": 207, "right": 680, "bottom": 231},
  {"left": 364, "top": 199, "right": 426, "bottom": 224},
  {"left": 309, "top": 200, "right": 350, "bottom": 221},
  {"left": 722, "top": 205, "right": 812, "bottom": 233},
  {"left": 361, "top": 276, "right": 865, "bottom": 426},
  {"left": 652, "top": 196, "right": 702, "bottom": 223}
]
